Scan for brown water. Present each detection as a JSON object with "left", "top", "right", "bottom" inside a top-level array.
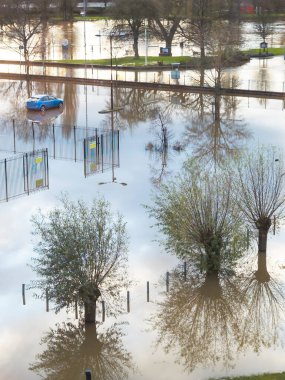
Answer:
[{"left": 0, "top": 57, "right": 285, "bottom": 380}]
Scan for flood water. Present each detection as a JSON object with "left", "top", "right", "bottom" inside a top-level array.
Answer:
[{"left": 0, "top": 56, "right": 285, "bottom": 380}]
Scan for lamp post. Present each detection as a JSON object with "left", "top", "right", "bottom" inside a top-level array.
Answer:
[{"left": 95, "top": 32, "right": 126, "bottom": 185}]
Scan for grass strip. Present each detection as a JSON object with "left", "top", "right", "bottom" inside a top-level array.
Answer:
[{"left": 211, "top": 372, "right": 285, "bottom": 380}]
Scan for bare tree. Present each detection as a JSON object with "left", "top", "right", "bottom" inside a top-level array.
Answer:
[
  {"left": 110, "top": 0, "right": 155, "bottom": 58},
  {"left": 235, "top": 146, "right": 285, "bottom": 253},
  {"left": 0, "top": 0, "right": 45, "bottom": 76}
]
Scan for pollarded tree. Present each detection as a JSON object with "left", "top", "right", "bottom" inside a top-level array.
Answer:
[
  {"left": 235, "top": 146, "right": 285, "bottom": 253},
  {"left": 30, "top": 196, "right": 130, "bottom": 324},
  {"left": 147, "top": 159, "right": 248, "bottom": 273}
]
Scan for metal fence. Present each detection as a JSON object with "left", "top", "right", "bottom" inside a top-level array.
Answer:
[
  {"left": 0, "top": 122, "right": 120, "bottom": 178},
  {"left": 0, "top": 149, "right": 49, "bottom": 202},
  {"left": 83, "top": 131, "right": 119, "bottom": 177}
]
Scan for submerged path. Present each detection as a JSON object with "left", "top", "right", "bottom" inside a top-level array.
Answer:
[{"left": 0, "top": 71, "right": 284, "bottom": 100}]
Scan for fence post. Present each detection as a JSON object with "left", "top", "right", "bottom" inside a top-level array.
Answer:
[
  {"left": 73, "top": 126, "right": 77, "bottom": 162},
  {"left": 22, "top": 284, "right": 26, "bottom": 305},
  {"left": 52, "top": 124, "right": 56, "bottom": 159},
  {"left": 4, "top": 158, "right": 8, "bottom": 202},
  {"left": 46, "top": 289, "right": 49, "bottom": 312},
  {"left": 147, "top": 281, "right": 150, "bottom": 302},
  {"left": 166, "top": 272, "right": 170, "bottom": 292},
  {"left": 183, "top": 262, "right": 187, "bottom": 281},
  {"left": 127, "top": 291, "right": 130, "bottom": 312},
  {"left": 25, "top": 153, "right": 29, "bottom": 195},
  {"left": 13, "top": 119, "right": 16, "bottom": 153}
]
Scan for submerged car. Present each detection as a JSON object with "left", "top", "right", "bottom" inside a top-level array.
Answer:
[{"left": 26, "top": 94, "right": 64, "bottom": 112}]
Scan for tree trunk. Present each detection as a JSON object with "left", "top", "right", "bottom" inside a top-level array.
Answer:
[
  {"left": 258, "top": 228, "right": 269, "bottom": 253},
  {"left": 255, "top": 251, "right": 270, "bottom": 283},
  {"left": 84, "top": 301, "right": 96, "bottom": 323},
  {"left": 256, "top": 217, "right": 271, "bottom": 253},
  {"left": 133, "top": 34, "right": 139, "bottom": 58}
]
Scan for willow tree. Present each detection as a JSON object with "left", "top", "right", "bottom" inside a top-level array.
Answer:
[
  {"left": 30, "top": 321, "right": 134, "bottom": 380},
  {"left": 147, "top": 159, "right": 248, "bottom": 273},
  {"left": 151, "top": 264, "right": 246, "bottom": 372},
  {"left": 235, "top": 146, "right": 285, "bottom": 253},
  {"left": 30, "top": 196, "right": 129, "bottom": 323}
]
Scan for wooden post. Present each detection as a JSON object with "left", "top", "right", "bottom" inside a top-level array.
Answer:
[
  {"left": 46, "top": 289, "right": 49, "bottom": 312},
  {"left": 147, "top": 281, "right": 150, "bottom": 302},
  {"left": 127, "top": 291, "right": 130, "bottom": 312},
  {"left": 183, "top": 262, "right": 187, "bottom": 280},
  {"left": 75, "top": 299, "right": 78, "bottom": 319},
  {"left": 85, "top": 369, "right": 92, "bottom": 380},
  {"left": 166, "top": 272, "right": 170, "bottom": 292},
  {"left": 22, "top": 284, "right": 26, "bottom": 305}
]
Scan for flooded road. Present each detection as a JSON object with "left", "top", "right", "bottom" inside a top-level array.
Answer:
[{"left": 0, "top": 56, "right": 285, "bottom": 380}]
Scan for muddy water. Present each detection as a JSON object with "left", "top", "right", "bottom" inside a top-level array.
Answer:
[{"left": 0, "top": 57, "right": 285, "bottom": 380}]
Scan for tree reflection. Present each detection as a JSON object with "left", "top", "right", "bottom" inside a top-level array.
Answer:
[
  {"left": 152, "top": 266, "right": 246, "bottom": 372},
  {"left": 30, "top": 321, "right": 135, "bottom": 380},
  {"left": 151, "top": 256, "right": 285, "bottom": 373},
  {"left": 238, "top": 252, "right": 285, "bottom": 353},
  {"left": 181, "top": 91, "right": 250, "bottom": 168}
]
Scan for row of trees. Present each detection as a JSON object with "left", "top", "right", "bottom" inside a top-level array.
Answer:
[
  {"left": 29, "top": 146, "right": 285, "bottom": 324},
  {"left": 148, "top": 146, "right": 285, "bottom": 273},
  {"left": 0, "top": 0, "right": 279, "bottom": 65}
]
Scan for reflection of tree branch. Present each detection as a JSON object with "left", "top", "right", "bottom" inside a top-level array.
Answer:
[
  {"left": 238, "top": 252, "right": 285, "bottom": 353},
  {"left": 30, "top": 321, "right": 135, "bottom": 380},
  {"left": 182, "top": 93, "right": 251, "bottom": 168},
  {"left": 151, "top": 257, "right": 285, "bottom": 374},
  {"left": 151, "top": 265, "right": 246, "bottom": 372}
]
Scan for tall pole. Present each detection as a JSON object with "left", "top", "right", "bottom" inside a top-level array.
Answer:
[
  {"left": 110, "top": 33, "right": 113, "bottom": 82},
  {"left": 144, "top": 21, "right": 148, "bottom": 66},
  {"left": 83, "top": 0, "right": 87, "bottom": 127}
]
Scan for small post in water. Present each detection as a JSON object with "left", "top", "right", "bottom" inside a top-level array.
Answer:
[
  {"left": 85, "top": 369, "right": 92, "bottom": 380},
  {"left": 183, "top": 262, "right": 187, "bottom": 281},
  {"left": 166, "top": 271, "right": 170, "bottom": 292},
  {"left": 147, "top": 281, "right": 150, "bottom": 302},
  {"left": 127, "top": 291, "right": 130, "bottom": 313},
  {"left": 22, "top": 284, "right": 26, "bottom": 305},
  {"left": 46, "top": 289, "right": 49, "bottom": 312}
]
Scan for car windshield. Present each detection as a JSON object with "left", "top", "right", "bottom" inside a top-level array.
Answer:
[{"left": 30, "top": 97, "right": 40, "bottom": 101}]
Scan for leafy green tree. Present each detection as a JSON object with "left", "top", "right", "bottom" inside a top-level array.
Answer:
[
  {"left": 30, "top": 196, "right": 130, "bottom": 323},
  {"left": 147, "top": 159, "right": 247, "bottom": 272}
]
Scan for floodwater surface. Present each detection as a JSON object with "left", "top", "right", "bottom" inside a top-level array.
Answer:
[{"left": 0, "top": 57, "right": 285, "bottom": 380}]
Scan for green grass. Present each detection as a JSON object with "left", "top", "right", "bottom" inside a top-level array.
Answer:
[
  {"left": 211, "top": 372, "right": 285, "bottom": 380},
  {"left": 48, "top": 56, "right": 192, "bottom": 66},
  {"left": 243, "top": 47, "right": 285, "bottom": 56}
]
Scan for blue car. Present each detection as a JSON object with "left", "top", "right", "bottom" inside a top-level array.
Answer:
[{"left": 26, "top": 94, "right": 64, "bottom": 112}]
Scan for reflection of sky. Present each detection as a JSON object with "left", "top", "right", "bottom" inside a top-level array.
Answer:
[{"left": 0, "top": 59, "right": 285, "bottom": 379}]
